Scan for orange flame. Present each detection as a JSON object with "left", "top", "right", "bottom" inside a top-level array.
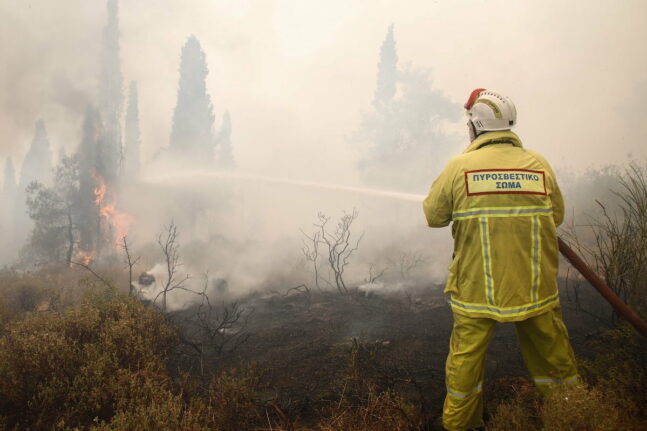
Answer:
[
  {"left": 76, "top": 250, "right": 94, "bottom": 266},
  {"left": 91, "top": 171, "right": 135, "bottom": 248},
  {"left": 99, "top": 202, "right": 135, "bottom": 246},
  {"left": 94, "top": 179, "right": 106, "bottom": 206}
]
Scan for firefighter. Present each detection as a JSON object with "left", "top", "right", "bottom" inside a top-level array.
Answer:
[{"left": 423, "top": 89, "right": 579, "bottom": 431}]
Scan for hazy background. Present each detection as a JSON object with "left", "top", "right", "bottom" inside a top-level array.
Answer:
[
  {"left": 2, "top": 0, "right": 646, "bottom": 178},
  {"left": 1, "top": 0, "right": 646, "bottom": 300}
]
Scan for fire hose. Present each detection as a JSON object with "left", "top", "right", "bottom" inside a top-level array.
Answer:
[{"left": 558, "top": 237, "right": 647, "bottom": 339}]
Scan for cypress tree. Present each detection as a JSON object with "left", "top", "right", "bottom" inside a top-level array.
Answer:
[
  {"left": 359, "top": 26, "right": 461, "bottom": 192},
  {"left": 98, "top": 0, "right": 123, "bottom": 185},
  {"left": 374, "top": 24, "right": 398, "bottom": 108},
  {"left": 19, "top": 120, "right": 53, "bottom": 189},
  {"left": 123, "top": 81, "right": 141, "bottom": 180},
  {"left": 170, "top": 36, "right": 215, "bottom": 167},
  {"left": 14, "top": 120, "right": 54, "bottom": 245},
  {"left": 76, "top": 107, "right": 103, "bottom": 256}
]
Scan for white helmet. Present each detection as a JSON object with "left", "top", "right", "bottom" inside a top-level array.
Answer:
[{"left": 464, "top": 88, "right": 517, "bottom": 133}]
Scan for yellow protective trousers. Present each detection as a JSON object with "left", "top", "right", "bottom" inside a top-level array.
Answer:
[{"left": 443, "top": 307, "right": 579, "bottom": 431}]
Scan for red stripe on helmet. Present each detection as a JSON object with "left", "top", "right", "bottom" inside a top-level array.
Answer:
[{"left": 464, "top": 88, "right": 486, "bottom": 110}]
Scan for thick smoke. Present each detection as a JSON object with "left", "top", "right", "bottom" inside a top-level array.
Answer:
[
  {"left": 2, "top": 1, "right": 646, "bottom": 310},
  {"left": 0, "top": 3, "right": 459, "bottom": 311}
]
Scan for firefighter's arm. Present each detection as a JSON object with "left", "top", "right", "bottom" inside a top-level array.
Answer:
[{"left": 423, "top": 164, "right": 454, "bottom": 227}]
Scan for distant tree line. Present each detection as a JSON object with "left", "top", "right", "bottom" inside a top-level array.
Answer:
[
  {"left": 0, "top": 0, "right": 236, "bottom": 267},
  {"left": 357, "top": 24, "right": 462, "bottom": 193}
]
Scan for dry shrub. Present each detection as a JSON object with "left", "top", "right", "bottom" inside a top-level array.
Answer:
[
  {"left": 486, "top": 401, "right": 537, "bottom": 431},
  {"left": 317, "top": 387, "right": 416, "bottom": 431},
  {"left": 540, "top": 384, "right": 622, "bottom": 431},
  {"left": 486, "top": 382, "right": 640, "bottom": 431},
  {"left": 91, "top": 367, "right": 265, "bottom": 431},
  {"left": 0, "top": 264, "right": 132, "bottom": 330},
  {"left": 0, "top": 296, "right": 12, "bottom": 331},
  {"left": 337, "top": 338, "right": 380, "bottom": 398},
  {"left": 486, "top": 328, "right": 647, "bottom": 431},
  {"left": 487, "top": 385, "right": 624, "bottom": 431},
  {"left": 589, "top": 164, "right": 647, "bottom": 310},
  {"left": 579, "top": 326, "right": 647, "bottom": 427},
  {"left": 0, "top": 288, "right": 178, "bottom": 429},
  {"left": 89, "top": 370, "right": 197, "bottom": 431},
  {"left": 189, "top": 367, "right": 265, "bottom": 431},
  {"left": 310, "top": 339, "right": 421, "bottom": 431},
  {"left": 0, "top": 271, "right": 54, "bottom": 327},
  {"left": 0, "top": 282, "right": 271, "bottom": 431},
  {"left": 485, "top": 381, "right": 540, "bottom": 431},
  {"left": 567, "top": 163, "right": 647, "bottom": 428}
]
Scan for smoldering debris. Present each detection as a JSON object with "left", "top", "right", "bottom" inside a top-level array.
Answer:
[
  {"left": 358, "top": 281, "right": 409, "bottom": 297},
  {"left": 132, "top": 262, "right": 230, "bottom": 311}
]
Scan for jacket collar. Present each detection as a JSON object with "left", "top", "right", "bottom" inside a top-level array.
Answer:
[{"left": 463, "top": 130, "right": 523, "bottom": 154}]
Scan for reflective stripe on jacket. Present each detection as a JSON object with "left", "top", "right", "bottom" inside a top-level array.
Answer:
[{"left": 423, "top": 131, "right": 564, "bottom": 322}]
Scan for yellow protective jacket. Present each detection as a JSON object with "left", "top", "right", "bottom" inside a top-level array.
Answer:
[{"left": 423, "top": 131, "right": 564, "bottom": 322}]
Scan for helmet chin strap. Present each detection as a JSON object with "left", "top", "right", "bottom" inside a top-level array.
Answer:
[{"left": 468, "top": 120, "right": 480, "bottom": 142}]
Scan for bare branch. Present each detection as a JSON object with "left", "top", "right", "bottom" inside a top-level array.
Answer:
[
  {"left": 300, "top": 229, "right": 322, "bottom": 291},
  {"left": 388, "top": 251, "right": 428, "bottom": 280},
  {"left": 155, "top": 221, "right": 190, "bottom": 312},
  {"left": 70, "top": 260, "right": 110, "bottom": 287},
  {"left": 121, "top": 235, "right": 141, "bottom": 296},
  {"left": 364, "top": 264, "right": 387, "bottom": 284},
  {"left": 305, "top": 209, "right": 362, "bottom": 295},
  {"left": 172, "top": 273, "right": 253, "bottom": 375}
]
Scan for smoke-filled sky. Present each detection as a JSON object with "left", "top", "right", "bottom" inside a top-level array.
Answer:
[{"left": 2, "top": 0, "right": 647, "bottom": 186}]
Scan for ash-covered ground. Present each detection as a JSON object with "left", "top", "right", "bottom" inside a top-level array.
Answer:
[{"left": 167, "top": 276, "right": 609, "bottom": 421}]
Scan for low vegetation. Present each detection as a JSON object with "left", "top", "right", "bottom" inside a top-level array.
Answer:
[{"left": 0, "top": 165, "right": 646, "bottom": 430}]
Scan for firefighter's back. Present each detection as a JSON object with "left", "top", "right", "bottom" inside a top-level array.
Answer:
[{"left": 445, "top": 131, "right": 564, "bottom": 322}]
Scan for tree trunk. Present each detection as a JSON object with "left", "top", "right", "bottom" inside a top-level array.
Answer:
[{"left": 66, "top": 205, "right": 74, "bottom": 266}]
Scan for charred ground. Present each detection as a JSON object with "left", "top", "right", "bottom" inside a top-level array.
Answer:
[{"left": 167, "top": 277, "right": 609, "bottom": 425}]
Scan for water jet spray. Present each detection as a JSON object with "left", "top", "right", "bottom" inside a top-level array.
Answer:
[{"left": 144, "top": 170, "right": 647, "bottom": 338}]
